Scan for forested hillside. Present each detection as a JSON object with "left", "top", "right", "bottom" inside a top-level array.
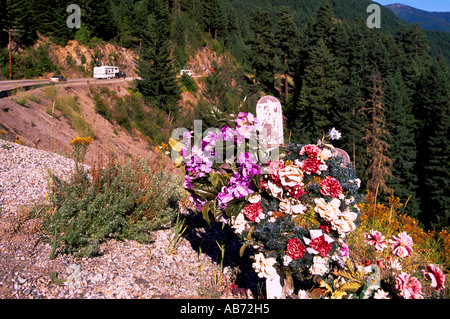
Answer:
[{"left": 0, "top": 0, "right": 448, "bottom": 230}]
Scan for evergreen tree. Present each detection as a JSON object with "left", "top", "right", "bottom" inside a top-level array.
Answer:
[
  {"left": 248, "top": 7, "right": 276, "bottom": 95},
  {"left": 7, "top": 0, "right": 38, "bottom": 47},
  {"left": 275, "top": 6, "right": 299, "bottom": 107},
  {"left": 414, "top": 56, "right": 450, "bottom": 228},
  {"left": 384, "top": 70, "right": 420, "bottom": 217},
  {"left": 292, "top": 38, "right": 343, "bottom": 143},
  {"left": 136, "top": 0, "right": 180, "bottom": 116}
]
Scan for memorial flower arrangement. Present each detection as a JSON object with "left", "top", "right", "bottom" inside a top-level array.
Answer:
[{"left": 177, "top": 111, "right": 446, "bottom": 299}]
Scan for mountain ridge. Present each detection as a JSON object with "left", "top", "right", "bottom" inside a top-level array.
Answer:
[{"left": 386, "top": 3, "right": 450, "bottom": 32}]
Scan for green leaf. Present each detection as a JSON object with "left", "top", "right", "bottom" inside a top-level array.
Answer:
[
  {"left": 339, "top": 281, "right": 363, "bottom": 294},
  {"left": 191, "top": 182, "right": 220, "bottom": 201},
  {"left": 224, "top": 199, "right": 247, "bottom": 218},
  {"left": 201, "top": 200, "right": 215, "bottom": 225},
  {"left": 208, "top": 173, "right": 230, "bottom": 190}
]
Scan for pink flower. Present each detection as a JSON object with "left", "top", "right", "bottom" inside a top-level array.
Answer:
[
  {"left": 320, "top": 176, "right": 342, "bottom": 198},
  {"left": 364, "top": 230, "right": 388, "bottom": 252},
  {"left": 422, "top": 264, "right": 446, "bottom": 292},
  {"left": 299, "top": 144, "right": 320, "bottom": 158},
  {"left": 390, "top": 232, "right": 414, "bottom": 258},
  {"left": 395, "top": 272, "right": 423, "bottom": 299},
  {"left": 286, "top": 238, "right": 305, "bottom": 260},
  {"left": 308, "top": 235, "right": 332, "bottom": 257},
  {"left": 301, "top": 157, "right": 322, "bottom": 175},
  {"left": 242, "top": 202, "right": 263, "bottom": 222}
]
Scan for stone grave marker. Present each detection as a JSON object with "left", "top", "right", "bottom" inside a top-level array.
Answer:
[{"left": 256, "top": 95, "right": 284, "bottom": 152}]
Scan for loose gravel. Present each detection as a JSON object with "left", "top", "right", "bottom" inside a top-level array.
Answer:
[{"left": 0, "top": 141, "right": 260, "bottom": 299}]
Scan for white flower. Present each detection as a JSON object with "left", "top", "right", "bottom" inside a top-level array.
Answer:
[
  {"left": 231, "top": 213, "right": 248, "bottom": 235},
  {"left": 318, "top": 148, "right": 332, "bottom": 161},
  {"left": 309, "top": 256, "right": 329, "bottom": 276},
  {"left": 280, "top": 198, "right": 308, "bottom": 215},
  {"left": 282, "top": 255, "right": 293, "bottom": 266},
  {"left": 279, "top": 164, "right": 304, "bottom": 188},
  {"left": 266, "top": 212, "right": 277, "bottom": 223},
  {"left": 328, "top": 127, "right": 341, "bottom": 140},
  {"left": 373, "top": 289, "right": 390, "bottom": 299},
  {"left": 252, "top": 253, "right": 278, "bottom": 279},
  {"left": 349, "top": 178, "right": 361, "bottom": 189},
  {"left": 248, "top": 193, "right": 261, "bottom": 204},
  {"left": 345, "top": 196, "right": 355, "bottom": 205},
  {"left": 297, "top": 290, "right": 311, "bottom": 299}
]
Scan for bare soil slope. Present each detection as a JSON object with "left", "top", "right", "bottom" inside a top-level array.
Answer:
[{"left": 0, "top": 81, "right": 154, "bottom": 166}]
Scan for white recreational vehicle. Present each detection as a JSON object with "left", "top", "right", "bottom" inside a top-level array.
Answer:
[{"left": 93, "top": 66, "right": 119, "bottom": 79}]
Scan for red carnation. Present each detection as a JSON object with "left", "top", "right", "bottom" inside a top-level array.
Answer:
[
  {"left": 299, "top": 144, "right": 320, "bottom": 158},
  {"left": 242, "top": 202, "right": 263, "bottom": 221},
  {"left": 286, "top": 238, "right": 305, "bottom": 260},
  {"left": 287, "top": 185, "right": 305, "bottom": 199},
  {"left": 320, "top": 176, "right": 342, "bottom": 198},
  {"left": 309, "top": 235, "right": 332, "bottom": 257},
  {"left": 301, "top": 158, "right": 322, "bottom": 175}
]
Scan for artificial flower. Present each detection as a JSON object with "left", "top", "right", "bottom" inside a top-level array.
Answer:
[
  {"left": 320, "top": 176, "right": 343, "bottom": 198},
  {"left": 309, "top": 256, "right": 329, "bottom": 276},
  {"left": 286, "top": 238, "right": 305, "bottom": 260},
  {"left": 286, "top": 184, "right": 305, "bottom": 199},
  {"left": 364, "top": 229, "right": 388, "bottom": 252},
  {"left": 299, "top": 144, "right": 321, "bottom": 158},
  {"left": 242, "top": 202, "right": 264, "bottom": 222},
  {"left": 231, "top": 213, "right": 248, "bottom": 235},
  {"left": 314, "top": 198, "right": 341, "bottom": 222},
  {"left": 395, "top": 272, "right": 423, "bottom": 299},
  {"left": 279, "top": 198, "right": 308, "bottom": 215},
  {"left": 373, "top": 289, "right": 390, "bottom": 299},
  {"left": 283, "top": 255, "right": 293, "bottom": 266},
  {"left": 318, "top": 147, "right": 332, "bottom": 161},
  {"left": 252, "top": 253, "right": 278, "bottom": 279},
  {"left": 422, "top": 264, "right": 446, "bottom": 292},
  {"left": 301, "top": 157, "right": 322, "bottom": 175},
  {"left": 327, "top": 127, "right": 341, "bottom": 140},
  {"left": 304, "top": 229, "right": 334, "bottom": 256},
  {"left": 279, "top": 164, "right": 304, "bottom": 188},
  {"left": 390, "top": 232, "right": 414, "bottom": 258},
  {"left": 308, "top": 235, "right": 332, "bottom": 257},
  {"left": 297, "top": 290, "right": 311, "bottom": 299},
  {"left": 387, "top": 257, "right": 403, "bottom": 271},
  {"left": 264, "top": 179, "right": 283, "bottom": 199},
  {"left": 248, "top": 193, "right": 261, "bottom": 204}
]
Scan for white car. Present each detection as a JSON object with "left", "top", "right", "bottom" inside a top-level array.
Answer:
[
  {"left": 180, "top": 69, "right": 193, "bottom": 76},
  {"left": 49, "top": 75, "right": 67, "bottom": 82}
]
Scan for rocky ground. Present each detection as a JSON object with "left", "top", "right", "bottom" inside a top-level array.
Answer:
[{"left": 0, "top": 141, "right": 261, "bottom": 299}]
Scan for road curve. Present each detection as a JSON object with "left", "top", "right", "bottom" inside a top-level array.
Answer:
[{"left": 0, "top": 77, "right": 139, "bottom": 92}]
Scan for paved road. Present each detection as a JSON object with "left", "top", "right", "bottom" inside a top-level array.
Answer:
[{"left": 0, "top": 77, "right": 138, "bottom": 92}]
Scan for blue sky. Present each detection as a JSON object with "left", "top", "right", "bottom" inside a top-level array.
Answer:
[{"left": 374, "top": 0, "right": 450, "bottom": 12}]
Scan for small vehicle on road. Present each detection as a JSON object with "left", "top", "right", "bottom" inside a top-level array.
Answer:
[
  {"left": 115, "top": 71, "right": 126, "bottom": 78},
  {"left": 49, "top": 75, "right": 67, "bottom": 82},
  {"left": 180, "top": 69, "right": 193, "bottom": 76}
]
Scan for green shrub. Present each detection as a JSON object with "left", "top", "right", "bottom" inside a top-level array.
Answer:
[
  {"left": 93, "top": 92, "right": 111, "bottom": 120},
  {"left": 180, "top": 73, "right": 197, "bottom": 93},
  {"left": 35, "top": 155, "right": 183, "bottom": 258}
]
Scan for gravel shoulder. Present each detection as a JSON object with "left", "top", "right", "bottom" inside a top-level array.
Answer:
[{"left": 0, "top": 141, "right": 260, "bottom": 299}]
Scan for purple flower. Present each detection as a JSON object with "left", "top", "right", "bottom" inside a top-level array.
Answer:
[
  {"left": 238, "top": 152, "right": 261, "bottom": 177},
  {"left": 221, "top": 126, "right": 235, "bottom": 142}
]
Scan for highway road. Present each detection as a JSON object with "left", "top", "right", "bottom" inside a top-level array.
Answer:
[{"left": 0, "top": 77, "right": 138, "bottom": 92}]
